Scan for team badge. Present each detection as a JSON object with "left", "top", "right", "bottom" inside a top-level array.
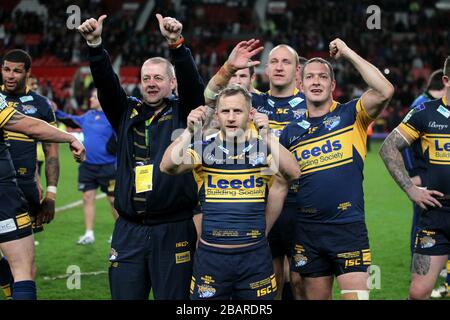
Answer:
[
  {"left": 248, "top": 152, "right": 266, "bottom": 166},
  {"left": 197, "top": 284, "right": 216, "bottom": 298},
  {"left": 0, "top": 94, "right": 6, "bottom": 110},
  {"left": 420, "top": 236, "right": 436, "bottom": 249},
  {"left": 289, "top": 97, "right": 304, "bottom": 108},
  {"left": 293, "top": 109, "right": 307, "bottom": 119},
  {"left": 293, "top": 253, "right": 308, "bottom": 267},
  {"left": 21, "top": 105, "right": 37, "bottom": 115},
  {"left": 323, "top": 116, "right": 340, "bottom": 131}
]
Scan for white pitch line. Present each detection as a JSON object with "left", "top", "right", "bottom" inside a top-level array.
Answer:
[
  {"left": 55, "top": 193, "right": 107, "bottom": 213},
  {"left": 43, "top": 270, "right": 107, "bottom": 281}
]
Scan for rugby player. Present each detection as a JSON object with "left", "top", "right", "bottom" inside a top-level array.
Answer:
[
  {"left": 0, "top": 91, "right": 84, "bottom": 299},
  {"left": 280, "top": 38, "right": 394, "bottom": 300},
  {"left": 160, "top": 84, "right": 300, "bottom": 299},
  {"left": 205, "top": 42, "right": 307, "bottom": 300},
  {"left": 379, "top": 56, "right": 450, "bottom": 300}
]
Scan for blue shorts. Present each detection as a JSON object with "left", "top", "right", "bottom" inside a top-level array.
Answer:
[
  {"left": 0, "top": 183, "right": 32, "bottom": 243},
  {"left": 109, "top": 217, "right": 197, "bottom": 300},
  {"left": 190, "top": 239, "right": 277, "bottom": 300},
  {"left": 78, "top": 162, "right": 116, "bottom": 196},
  {"left": 414, "top": 207, "right": 450, "bottom": 256},
  {"left": 268, "top": 203, "right": 296, "bottom": 258},
  {"left": 291, "top": 221, "right": 371, "bottom": 277}
]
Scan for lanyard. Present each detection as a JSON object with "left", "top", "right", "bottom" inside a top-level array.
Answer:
[{"left": 144, "top": 115, "right": 155, "bottom": 148}]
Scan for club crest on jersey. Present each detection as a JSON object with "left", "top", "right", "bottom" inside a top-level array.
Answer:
[
  {"left": 323, "top": 116, "right": 340, "bottom": 131},
  {"left": 21, "top": 105, "right": 37, "bottom": 115},
  {"left": 293, "top": 109, "right": 307, "bottom": 119},
  {"left": 248, "top": 152, "right": 266, "bottom": 166},
  {"left": 0, "top": 94, "right": 6, "bottom": 110},
  {"left": 289, "top": 97, "right": 304, "bottom": 108}
]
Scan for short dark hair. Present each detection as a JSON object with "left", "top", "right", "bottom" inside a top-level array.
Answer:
[
  {"left": 3, "top": 49, "right": 32, "bottom": 71},
  {"left": 298, "top": 56, "right": 308, "bottom": 67},
  {"left": 215, "top": 84, "right": 252, "bottom": 110},
  {"left": 426, "top": 69, "right": 444, "bottom": 91},
  {"left": 301, "top": 57, "right": 335, "bottom": 81},
  {"left": 444, "top": 56, "right": 450, "bottom": 78}
]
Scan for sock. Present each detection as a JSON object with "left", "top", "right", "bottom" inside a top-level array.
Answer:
[
  {"left": 282, "top": 281, "right": 294, "bottom": 300},
  {"left": 12, "top": 280, "right": 36, "bottom": 300},
  {"left": 0, "top": 257, "right": 13, "bottom": 299},
  {"left": 85, "top": 230, "right": 94, "bottom": 238}
]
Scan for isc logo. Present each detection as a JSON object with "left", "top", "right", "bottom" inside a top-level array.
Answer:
[
  {"left": 207, "top": 175, "right": 264, "bottom": 189},
  {"left": 295, "top": 139, "right": 342, "bottom": 161},
  {"left": 276, "top": 108, "right": 289, "bottom": 114},
  {"left": 345, "top": 259, "right": 361, "bottom": 268},
  {"left": 256, "top": 285, "right": 273, "bottom": 297}
]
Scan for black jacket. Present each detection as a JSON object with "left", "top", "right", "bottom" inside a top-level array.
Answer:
[{"left": 88, "top": 44, "right": 204, "bottom": 224}]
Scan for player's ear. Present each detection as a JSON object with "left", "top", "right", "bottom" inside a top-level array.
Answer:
[
  {"left": 248, "top": 106, "right": 256, "bottom": 121},
  {"left": 331, "top": 79, "right": 336, "bottom": 92}
]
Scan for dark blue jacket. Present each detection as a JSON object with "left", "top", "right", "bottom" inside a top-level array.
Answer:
[{"left": 88, "top": 44, "right": 204, "bottom": 224}]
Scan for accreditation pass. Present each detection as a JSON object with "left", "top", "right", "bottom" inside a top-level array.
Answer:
[{"left": 135, "top": 163, "right": 153, "bottom": 193}]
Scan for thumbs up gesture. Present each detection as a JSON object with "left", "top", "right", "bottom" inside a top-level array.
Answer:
[
  {"left": 77, "top": 15, "right": 107, "bottom": 46},
  {"left": 156, "top": 13, "right": 183, "bottom": 46}
]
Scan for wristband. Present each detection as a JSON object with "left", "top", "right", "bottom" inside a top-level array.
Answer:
[
  {"left": 47, "top": 186, "right": 57, "bottom": 194},
  {"left": 168, "top": 36, "right": 184, "bottom": 49},
  {"left": 87, "top": 38, "right": 102, "bottom": 48}
]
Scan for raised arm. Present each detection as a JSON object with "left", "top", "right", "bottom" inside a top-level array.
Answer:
[
  {"left": 160, "top": 106, "right": 208, "bottom": 175},
  {"left": 156, "top": 14, "right": 205, "bottom": 118},
  {"left": 204, "top": 39, "right": 263, "bottom": 106},
  {"left": 77, "top": 15, "right": 128, "bottom": 130},
  {"left": 379, "top": 129, "right": 443, "bottom": 209},
  {"left": 329, "top": 38, "right": 394, "bottom": 119}
]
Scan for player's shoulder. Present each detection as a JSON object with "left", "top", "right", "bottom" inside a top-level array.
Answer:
[
  {"left": 127, "top": 95, "right": 142, "bottom": 106},
  {"left": 25, "top": 91, "right": 52, "bottom": 108}
]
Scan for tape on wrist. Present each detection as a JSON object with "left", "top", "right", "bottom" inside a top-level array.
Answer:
[{"left": 47, "top": 186, "right": 57, "bottom": 194}]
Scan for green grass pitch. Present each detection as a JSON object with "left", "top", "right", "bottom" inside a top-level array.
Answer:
[{"left": 2, "top": 141, "right": 446, "bottom": 299}]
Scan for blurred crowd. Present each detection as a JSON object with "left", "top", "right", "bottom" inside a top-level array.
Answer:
[{"left": 0, "top": 0, "right": 448, "bottom": 132}]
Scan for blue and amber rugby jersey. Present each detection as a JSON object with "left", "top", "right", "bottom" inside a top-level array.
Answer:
[
  {"left": 280, "top": 98, "right": 373, "bottom": 224},
  {"left": 252, "top": 89, "right": 307, "bottom": 202},
  {"left": 252, "top": 89, "right": 307, "bottom": 139},
  {"left": 0, "top": 96, "right": 18, "bottom": 183},
  {"left": 188, "top": 132, "right": 273, "bottom": 245},
  {"left": 0, "top": 86, "right": 56, "bottom": 182},
  {"left": 398, "top": 96, "right": 450, "bottom": 198}
]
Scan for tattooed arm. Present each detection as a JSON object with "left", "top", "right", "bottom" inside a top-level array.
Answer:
[
  {"left": 4, "top": 112, "right": 85, "bottom": 161},
  {"left": 379, "top": 129, "right": 443, "bottom": 209},
  {"left": 40, "top": 142, "right": 60, "bottom": 224}
]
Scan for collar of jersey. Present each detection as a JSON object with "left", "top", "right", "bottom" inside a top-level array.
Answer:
[
  {"left": 267, "top": 87, "right": 299, "bottom": 97},
  {"left": 305, "top": 100, "right": 338, "bottom": 119}
]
